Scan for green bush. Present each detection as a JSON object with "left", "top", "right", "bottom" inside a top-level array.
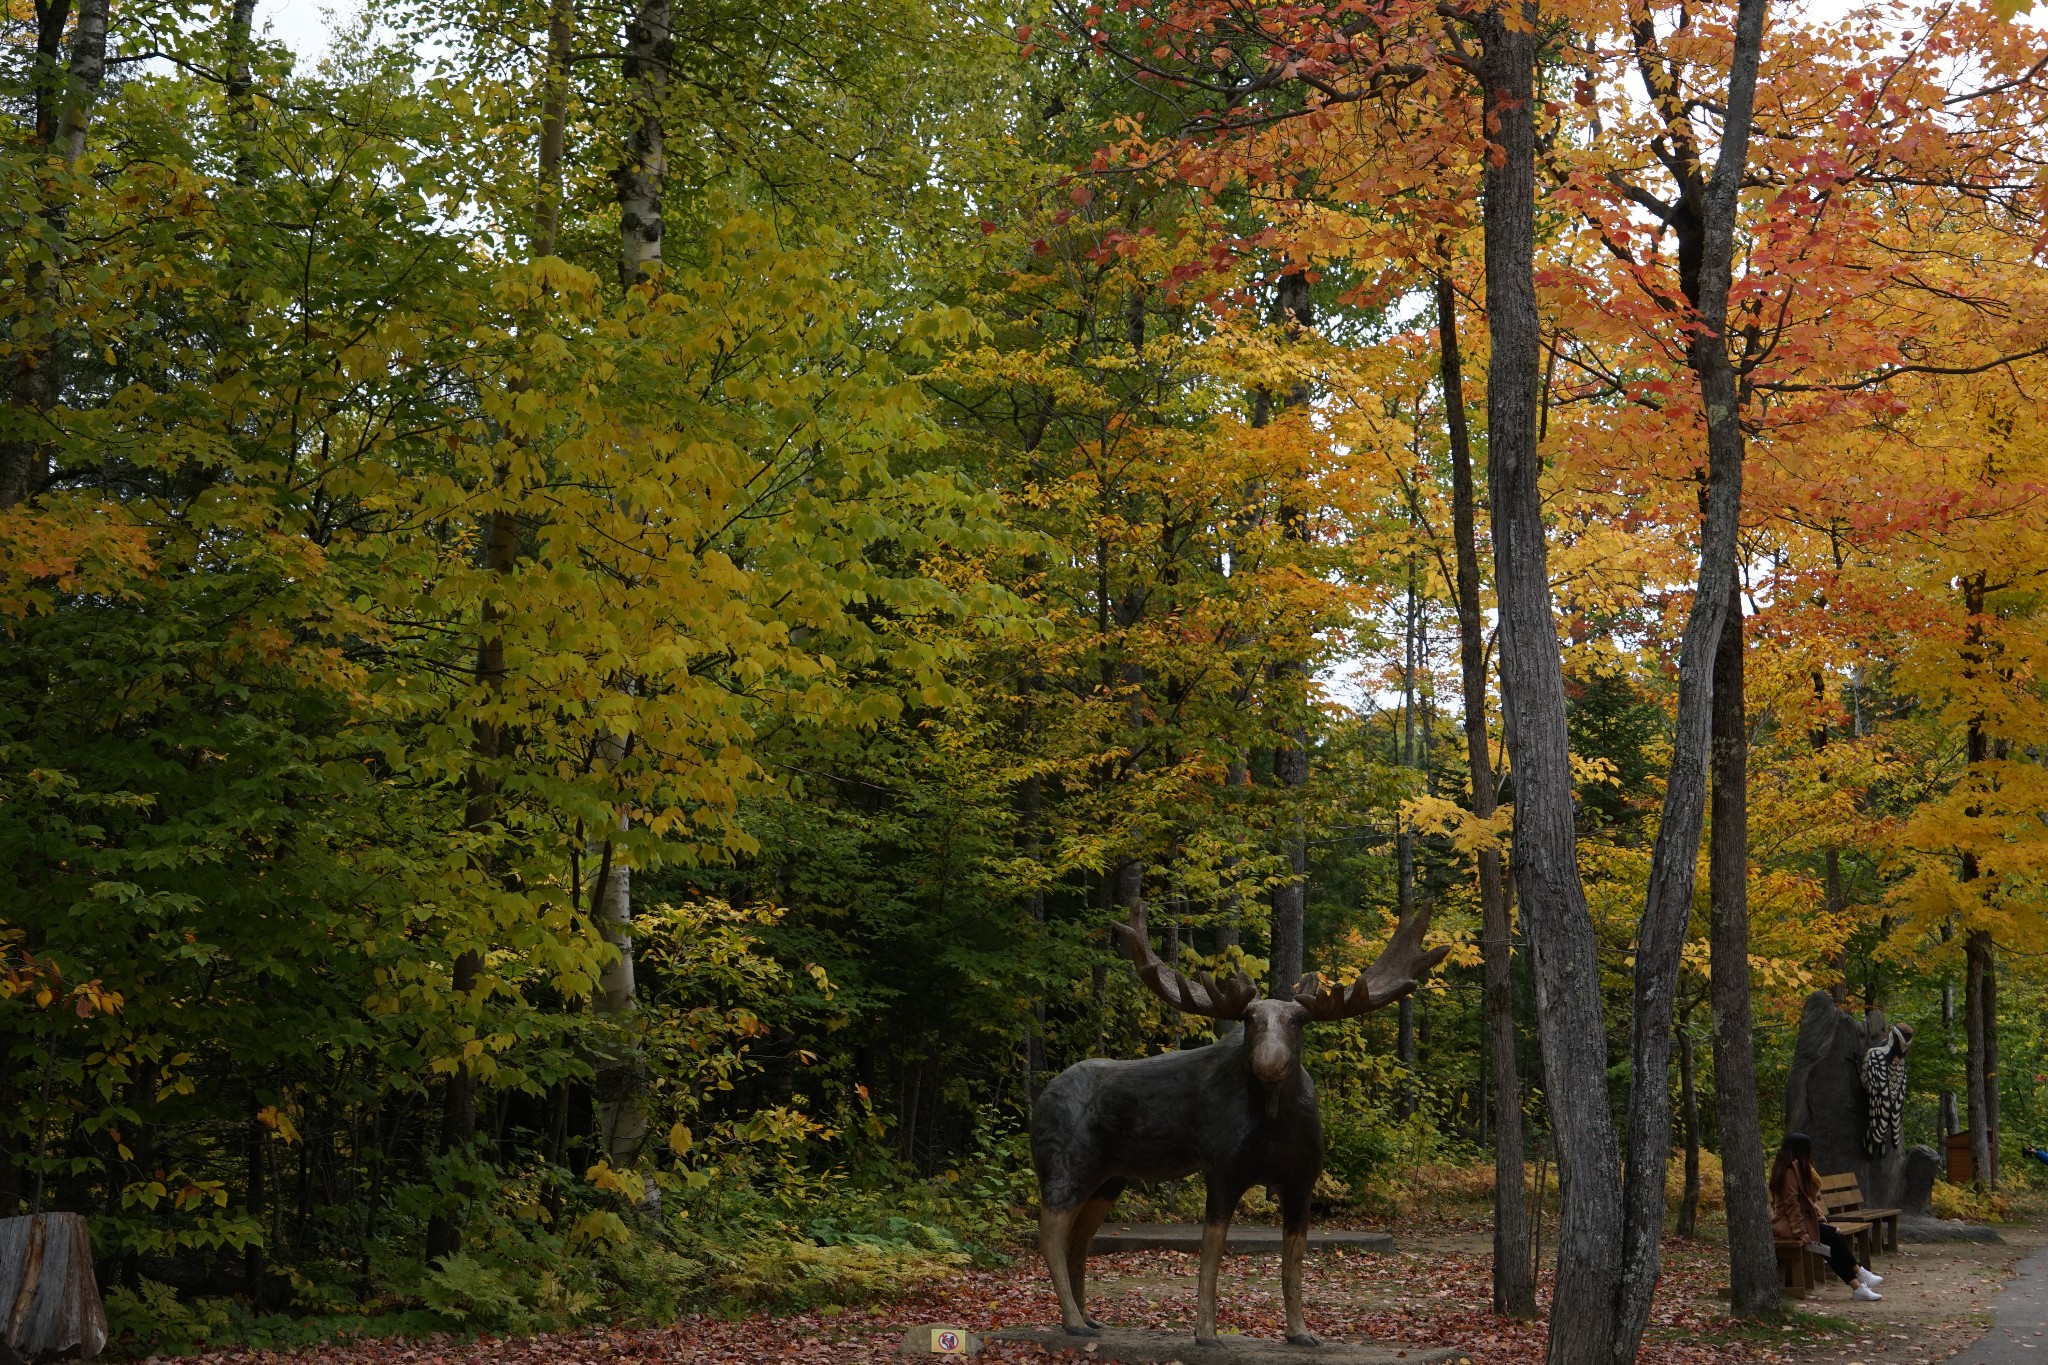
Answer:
[
  {"left": 1321, "top": 1108, "right": 1399, "bottom": 1193},
  {"left": 103, "top": 1281, "right": 234, "bottom": 1357}
]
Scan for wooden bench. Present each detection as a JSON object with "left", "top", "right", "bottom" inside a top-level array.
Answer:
[
  {"left": 1819, "top": 1171, "right": 1899, "bottom": 1257},
  {"left": 1774, "top": 1239, "right": 1819, "bottom": 1297}
]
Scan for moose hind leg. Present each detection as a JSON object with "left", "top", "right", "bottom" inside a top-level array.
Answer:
[
  {"left": 1280, "top": 1184, "right": 1319, "bottom": 1346},
  {"left": 1067, "top": 1186, "right": 1121, "bottom": 1330},
  {"left": 1038, "top": 1203, "right": 1099, "bottom": 1336},
  {"left": 1066, "top": 1202, "right": 1111, "bottom": 1328}
]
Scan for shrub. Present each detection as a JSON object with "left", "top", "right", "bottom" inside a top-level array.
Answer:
[{"left": 1929, "top": 1180, "right": 2010, "bottom": 1224}]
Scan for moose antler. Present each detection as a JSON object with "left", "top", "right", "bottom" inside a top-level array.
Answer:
[
  {"left": 1114, "top": 900, "right": 1259, "bottom": 1020},
  {"left": 1292, "top": 900, "right": 1453, "bottom": 1021}
]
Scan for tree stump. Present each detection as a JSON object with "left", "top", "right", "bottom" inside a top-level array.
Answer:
[{"left": 0, "top": 1214, "right": 106, "bottom": 1361}]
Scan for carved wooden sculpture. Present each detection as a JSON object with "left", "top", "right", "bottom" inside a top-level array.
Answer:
[{"left": 1030, "top": 901, "right": 1451, "bottom": 1345}]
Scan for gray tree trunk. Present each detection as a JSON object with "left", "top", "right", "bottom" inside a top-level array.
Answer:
[
  {"left": 1966, "top": 929, "right": 1992, "bottom": 1189},
  {"left": 425, "top": 10, "right": 575, "bottom": 1245},
  {"left": 1395, "top": 562, "right": 1418, "bottom": 1116},
  {"left": 425, "top": 506, "right": 521, "bottom": 1262},
  {"left": 1985, "top": 950, "right": 1998, "bottom": 1189},
  {"left": 1473, "top": 15, "right": 1624, "bottom": 1358},
  {"left": 1612, "top": 0, "right": 1768, "bottom": 1355},
  {"left": 1263, "top": 268, "right": 1314, "bottom": 996},
  {"left": 1675, "top": 1023, "right": 1700, "bottom": 1239},
  {"left": 1709, "top": 587, "right": 1779, "bottom": 1318},
  {"left": 1439, "top": 276, "right": 1535, "bottom": 1317}
]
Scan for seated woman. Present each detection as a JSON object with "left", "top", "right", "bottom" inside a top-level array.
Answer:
[{"left": 1772, "top": 1133, "right": 1883, "bottom": 1301}]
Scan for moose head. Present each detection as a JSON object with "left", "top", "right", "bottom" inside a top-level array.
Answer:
[{"left": 1030, "top": 899, "right": 1451, "bottom": 1345}]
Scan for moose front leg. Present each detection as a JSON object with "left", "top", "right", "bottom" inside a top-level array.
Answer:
[
  {"left": 1195, "top": 1179, "right": 1242, "bottom": 1343},
  {"left": 1038, "top": 1204, "right": 1099, "bottom": 1336},
  {"left": 1280, "top": 1184, "right": 1319, "bottom": 1346}
]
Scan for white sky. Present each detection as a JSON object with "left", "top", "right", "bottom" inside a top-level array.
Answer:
[
  {"left": 257, "top": 0, "right": 2035, "bottom": 70},
  {"left": 263, "top": 0, "right": 350, "bottom": 64}
]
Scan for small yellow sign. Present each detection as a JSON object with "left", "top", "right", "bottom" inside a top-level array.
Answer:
[{"left": 929, "top": 1327, "right": 967, "bottom": 1354}]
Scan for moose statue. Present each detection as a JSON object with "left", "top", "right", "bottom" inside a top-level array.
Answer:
[{"left": 1031, "top": 900, "right": 1450, "bottom": 1346}]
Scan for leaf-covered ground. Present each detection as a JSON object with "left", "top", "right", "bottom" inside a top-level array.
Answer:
[{"left": 182, "top": 1236, "right": 1841, "bottom": 1365}]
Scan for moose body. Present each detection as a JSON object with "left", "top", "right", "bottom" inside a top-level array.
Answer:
[{"left": 1030, "top": 905, "right": 1448, "bottom": 1346}]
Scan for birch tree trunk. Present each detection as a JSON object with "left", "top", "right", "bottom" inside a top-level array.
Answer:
[
  {"left": 618, "top": 0, "right": 669, "bottom": 288},
  {"left": 593, "top": 800, "right": 656, "bottom": 1209},
  {"left": 583, "top": 0, "right": 669, "bottom": 1203}
]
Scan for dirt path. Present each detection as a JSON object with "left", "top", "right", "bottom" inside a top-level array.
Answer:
[{"left": 1775, "top": 1222, "right": 2048, "bottom": 1365}]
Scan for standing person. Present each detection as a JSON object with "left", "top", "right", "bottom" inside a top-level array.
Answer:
[{"left": 1772, "top": 1132, "right": 1883, "bottom": 1301}]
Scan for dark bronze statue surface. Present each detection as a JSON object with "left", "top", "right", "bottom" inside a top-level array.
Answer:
[{"left": 1030, "top": 902, "right": 1451, "bottom": 1346}]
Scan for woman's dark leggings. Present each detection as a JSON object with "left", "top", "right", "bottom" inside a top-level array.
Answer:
[{"left": 1817, "top": 1224, "right": 1860, "bottom": 1284}]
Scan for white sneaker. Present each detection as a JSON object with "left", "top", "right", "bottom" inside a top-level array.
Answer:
[
  {"left": 1856, "top": 1267, "right": 1884, "bottom": 1287},
  {"left": 1851, "top": 1282, "right": 1883, "bottom": 1302}
]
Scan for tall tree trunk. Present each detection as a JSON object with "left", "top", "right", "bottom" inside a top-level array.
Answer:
[
  {"left": 425, "top": 510, "right": 519, "bottom": 1262},
  {"left": 223, "top": 0, "right": 258, "bottom": 181},
  {"left": 244, "top": 1115, "right": 266, "bottom": 1306},
  {"left": 1021, "top": 773, "right": 1048, "bottom": 1100},
  {"left": 1264, "top": 268, "right": 1314, "bottom": 995},
  {"left": 1396, "top": 557, "right": 1419, "bottom": 1117},
  {"left": 1709, "top": 584, "right": 1778, "bottom": 1318},
  {"left": 1437, "top": 275, "right": 1534, "bottom": 1317},
  {"left": 1675, "top": 1022, "right": 1700, "bottom": 1239},
  {"left": 1939, "top": 963, "right": 1958, "bottom": 1139},
  {"left": 1985, "top": 949, "right": 1998, "bottom": 1189},
  {"left": 1474, "top": 16, "right": 1624, "bottom": 1357},
  {"left": 0, "top": 1061, "right": 17, "bottom": 1214},
  {"left": 423, "top": 2, "right": 576, "bottom": 1251},
  {"left": 1809, "top": 672, "right": 1849, "bottom": 1002},
  {"left": 535, "top": 0, "right": 573, "bottom": 258},
  {"left": 1613, "top": 0, "right": 1767, "bottom": 1354},
  {"left": 0, "top": 0, "right": 109, "bottom": 510},
  {"left": 1957, "top": 574, "right": 1997, "bottom": 1192},
  {"left": 1965, "top": 927, "right": 1992, "bottom": 1190},
  {"left": 582, "top": 0, "right": 667, "bottom": 1201}
]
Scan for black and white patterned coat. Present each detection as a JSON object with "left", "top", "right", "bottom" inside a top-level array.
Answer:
[{"left": 1859, "top": 1024, "right": 1912, "bottom": 1156}]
